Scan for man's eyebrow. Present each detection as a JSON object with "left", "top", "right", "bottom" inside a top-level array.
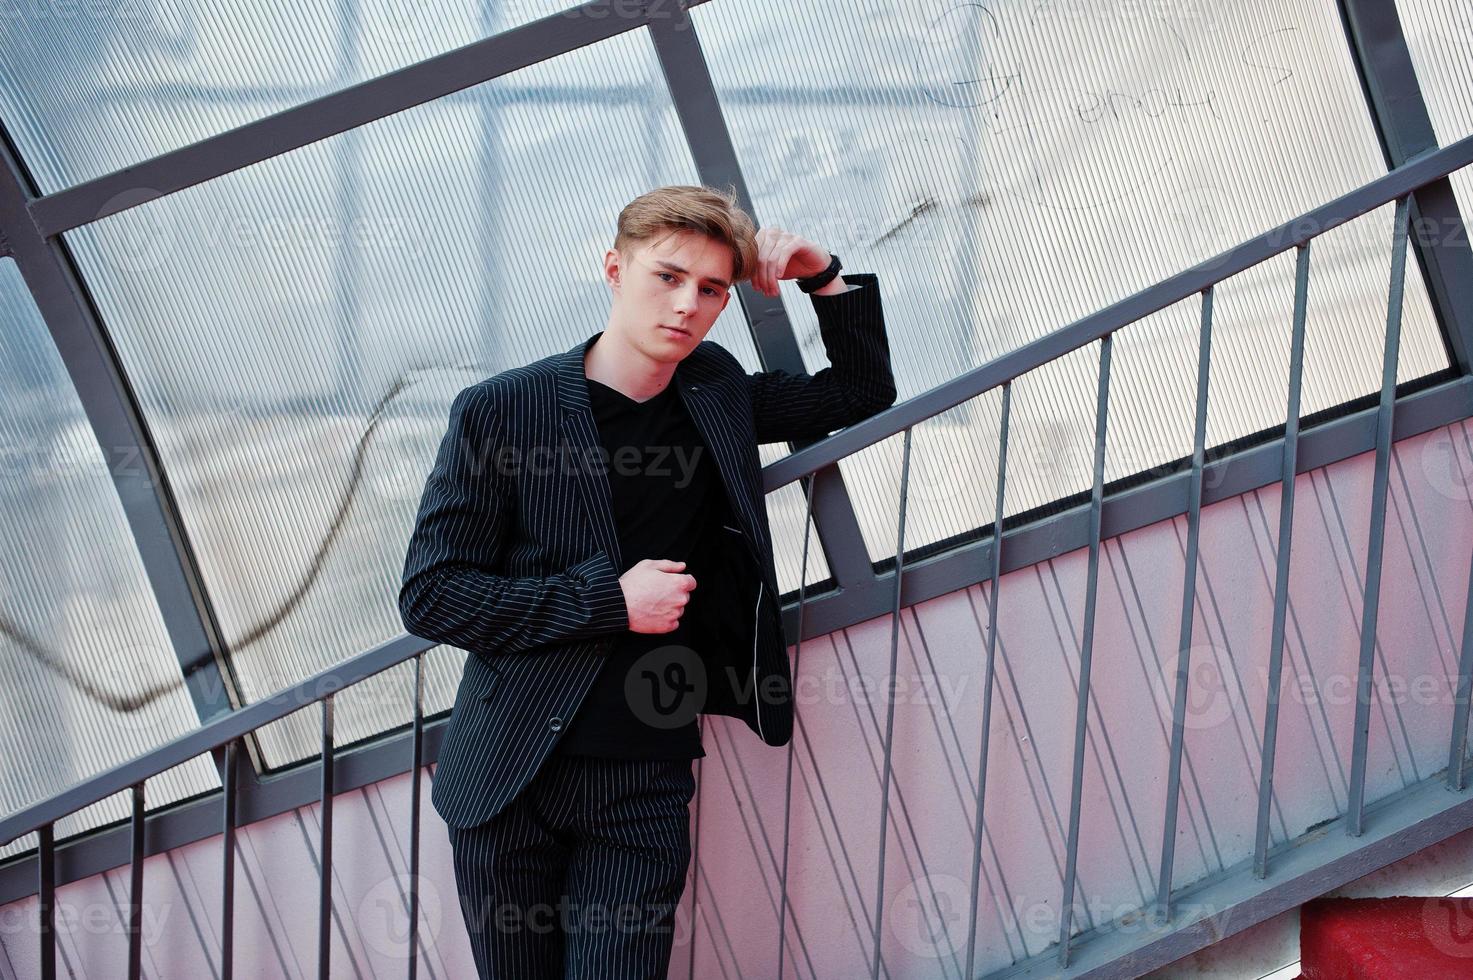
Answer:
[{"left": 653, "top": 260, "right": 729, "bottom": 290}]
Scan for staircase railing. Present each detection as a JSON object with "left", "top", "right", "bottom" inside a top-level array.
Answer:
[{"left": 3, "top": 131, "right": 1472, "bottom": 980}]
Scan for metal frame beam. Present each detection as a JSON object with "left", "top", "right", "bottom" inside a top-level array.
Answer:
[
  {"left": 0, "top": 130, "right": 240, "bottom": 732},
  {"left": 647, "top": 8, "right": 877, "bottom": 591},
  {"left": 1338, "top": 0, "right": 1473, "bottom": 375},
  {"left": 25, "top": 0, "right": 712, "bottom": 237}
]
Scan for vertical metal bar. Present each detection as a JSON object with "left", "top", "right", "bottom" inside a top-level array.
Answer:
[
  {"left": 409, "top": 654, "right": 425, "bottom": 980},
  {"left": 1057, "top": 334, "right": 1115, "bottom": 967},
  {"left": 38, "top": 824, "right": 55, "bottom": 980},
  {"left": 686, "top": 747, "right": 703, "bottom": 980},
  {"left": 320, "top": 695, "right": 334, "bottom": 980},
  {"left": 1156, "top": 287, "right": 1216, "bottom": 922},
  {"left": 870, "top": 427, "right": 913, "bottom": 980},
  {"left": 1348, "top": 196, "right": 1412, "bottom": 836},
  {"left": 128, "top": 782, "right": 145, "bottom": 980},
  {"left": 222, "top": 739, "right": 238, "bottom": 980},
  {"left": 776, "top": 472, "right": 817, "bottom": 980},
  {"left": 1449, "top": 548, "right": 1473, "bottom": 791},
  {"left": 1255, "top": 243, "right": 1314, "bottom": 879},
  {"left": 646, "top": 9, "right": 878, "bottom": 592},
  {"left": 964, "top": 382, "right": 1012, "bottom": 980}
]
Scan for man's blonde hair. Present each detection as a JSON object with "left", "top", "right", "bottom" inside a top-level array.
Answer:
[{"left": 614, "top": 184, "right": 759, "bottom": 285}]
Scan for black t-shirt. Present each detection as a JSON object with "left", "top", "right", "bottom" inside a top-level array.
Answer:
[{"left": 553, "top": 375, "right": 722, "bottom": 759}]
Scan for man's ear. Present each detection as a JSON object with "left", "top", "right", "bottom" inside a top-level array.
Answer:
[{"left": 604, "top": 248, "right": 621, "bottom": 289}]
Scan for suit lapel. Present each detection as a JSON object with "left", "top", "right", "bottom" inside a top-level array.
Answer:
[
  {"left": 555, "top": 335, "right": 623, "bottom": 574},
  {"left": 674, "top": 357, "right": 764, "bottom": 559}
]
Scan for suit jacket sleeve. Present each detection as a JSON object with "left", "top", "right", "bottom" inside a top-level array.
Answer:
[
  {"left": 748, "top": 273, "right": 898, "bottom": 445},
  {"left": 398, "top": 383, "right": 629, "bottom": 657}
]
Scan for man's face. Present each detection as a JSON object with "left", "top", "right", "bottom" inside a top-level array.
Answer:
[{"left": 604, "top": 229, "right": 734, "bottom": 363}]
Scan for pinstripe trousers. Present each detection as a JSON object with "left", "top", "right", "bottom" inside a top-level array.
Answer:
[{"left": 446, "top": 752, "right": 698, "bottom": 979}]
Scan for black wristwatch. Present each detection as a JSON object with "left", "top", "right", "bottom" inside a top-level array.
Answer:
[{"left": 796, "top": 252, "right": 843, "bottom": 293}]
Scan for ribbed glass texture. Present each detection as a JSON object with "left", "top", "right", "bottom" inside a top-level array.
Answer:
[
  {"left": 60, "top": 29, "right": 822, "bottom": 769},
  {"left": 1399, "top": 0, "right": 1473, "bottom": 214},
  {"left": 0, "top": 260, "right": 218, "bottom": 859},
  {"left": 692, "top": 0, "right": 1450, "bottom": 564},
  {"left": 0, "top": 0, "right": 577, "bottom": 191}
]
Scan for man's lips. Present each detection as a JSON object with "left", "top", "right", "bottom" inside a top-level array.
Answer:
[{"left": 660, "top": 325, "right": 689, "bottom": 337}]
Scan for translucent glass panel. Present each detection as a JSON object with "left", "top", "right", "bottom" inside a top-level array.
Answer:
[
  {"left": 1399, "top": 0, "right": 1473, "bottom": 216},
  {"left": 0, "top": 261, "right": 218, "bottom": 860},
  {"left": 59, "top": 29, "right": 815, "bottom": 768},
  {"left": 0, "top": 0, "right": 582, "bottom": 191},
  {"left": 692, "top": 0, "right": 1449, "bottom": 562}
]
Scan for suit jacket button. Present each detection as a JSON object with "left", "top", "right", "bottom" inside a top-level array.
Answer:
[{"left": 548, "top": 716, "right": 564, "bottom": 731}]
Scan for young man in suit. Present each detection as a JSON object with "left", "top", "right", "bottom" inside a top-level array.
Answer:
[{"left": 399, "top": 184, "right": 895, "bottom": 977}]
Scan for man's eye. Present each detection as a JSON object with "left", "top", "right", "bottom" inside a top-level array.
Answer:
[{"left": 657, "top": 272, "right": 674, "bottom": 282}]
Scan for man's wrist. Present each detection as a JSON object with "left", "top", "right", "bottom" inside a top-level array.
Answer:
[{"left": 811, "top": 273, "right": 852, "bottom": 296}]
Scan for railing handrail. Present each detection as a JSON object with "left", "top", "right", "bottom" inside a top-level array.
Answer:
[
  {"left": 762, "top": 132, "right": 1473, "bottom": 492},
  {"left": 6, "top": 131, "right": 1471, "bottom": 851},
  {"left": 0, "top": 633, "right": 431, "bottom": 846}
]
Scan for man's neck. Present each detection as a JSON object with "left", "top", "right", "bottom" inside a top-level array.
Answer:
[{"left": 583, "top": 329, "right": 676, "bottom": 403}]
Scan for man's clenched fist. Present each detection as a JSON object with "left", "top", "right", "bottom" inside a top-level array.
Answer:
[{"left": 620, "top": 558, "right": 698, "bottom": 634}]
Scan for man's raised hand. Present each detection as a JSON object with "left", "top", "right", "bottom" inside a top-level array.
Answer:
[
  {"left": 620, "top": 559, "right": 698, "bottom": 634},
  {"left": 751, "top": 226, "right": 832, "bottom": 297}
]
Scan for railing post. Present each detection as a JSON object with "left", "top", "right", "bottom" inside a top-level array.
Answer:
[
  {"left": 1348, "top": 195, "right": 1413, "bottom": 835},
  {"left": 222, "top": 739, "right": 238, "bottom": 980},
  {"left": 1057, "top": 333, "right": 1114, "bottom": 966},
  {"left": 320, "top": 695, "right": 335, "bottom": 980},
  {"left": 1255, "top": 243, "right": 1314, "bottom": 879},
  {"left": 776, "top": 472, "right": 816, "bottom": 980},
  {"left": 964, "top": 381, "right": 1012, "bottom": 979},
  {"left": 128, "top": 782, "right": 145, "bottom": 980},
  {"left": 409, "top": 653, "right": 425, "bottom": 980},
  {"left": 37, "top": 824, "right": 55, "bottom": 980},
  {"left": 1449, "top": 549, "right": 1473, "bottom": 790},
  {"left": 1156, "top": 287, "right": 1216, "bottom": 923},
  {"left": 869, "top": 426, "right": 913, "bottom": 979}
]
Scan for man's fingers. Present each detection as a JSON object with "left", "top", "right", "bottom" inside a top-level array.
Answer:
[
  {"left": 758, "top": 232, "right": 777, "bottom": 294},
  {"left": 757, "top": 226, "right": 789, "bottom": 295},
  {"left": 771, "top": 232, "right": 794, "bottom": 293},
  {"left": 778, "top": 242, "right": 800, "bottom": 282}
]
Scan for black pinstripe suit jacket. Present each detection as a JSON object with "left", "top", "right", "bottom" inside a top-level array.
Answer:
[{"left": 400, "top": 273, "right": 896, "bottom": 829}]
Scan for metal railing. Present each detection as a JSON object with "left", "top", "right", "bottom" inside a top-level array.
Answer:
[
  {"left": 754, "top": 131, "right": 1473, "bottom": 974},
  {"left": 3, "top": 132, "right": 1473, "bottom": 978}
]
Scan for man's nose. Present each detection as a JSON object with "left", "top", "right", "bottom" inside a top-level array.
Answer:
[{"left": 673, "top": 282, "right": 699, "bottom": 313}]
